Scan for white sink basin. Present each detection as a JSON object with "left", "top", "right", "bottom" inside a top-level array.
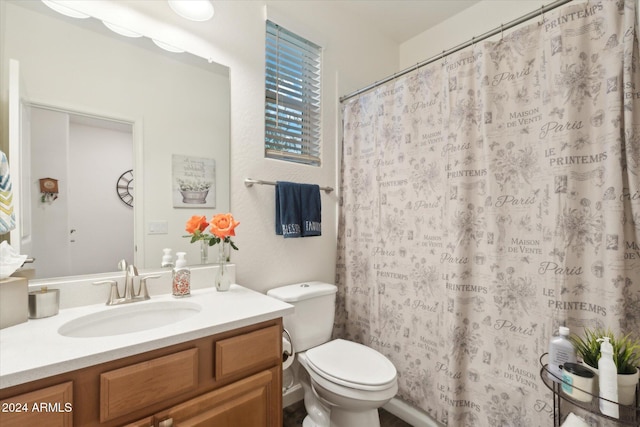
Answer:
[{"left": 58, "top": 301, "right": 201, "bottom": 338}]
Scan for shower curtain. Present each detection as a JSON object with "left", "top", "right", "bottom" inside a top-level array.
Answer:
[{"left": 336, "top": 1, "right": 640, "bottom": 426}]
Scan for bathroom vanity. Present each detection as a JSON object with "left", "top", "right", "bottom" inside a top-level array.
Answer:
[{"left": 0, "top": 285, "right": 293, "bottom": 426}]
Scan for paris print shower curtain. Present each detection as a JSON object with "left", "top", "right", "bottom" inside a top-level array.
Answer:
[{"left": 336, "top": 1, "right": 640, "bottom": 425}]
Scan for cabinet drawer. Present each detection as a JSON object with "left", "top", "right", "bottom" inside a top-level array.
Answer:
[
  {"left": 215, "top": 325, "right": 280, "bottom": 380},
  {"left": 0, "top": 381, "right": 73, "bottom": 427},
  {"left": 100, "top": 348, "right": 198, "bottom": 422}
]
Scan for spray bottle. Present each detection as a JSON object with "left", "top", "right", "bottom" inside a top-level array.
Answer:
[{"left": 597, "top": 336, "right": 618, "bottom": 418}]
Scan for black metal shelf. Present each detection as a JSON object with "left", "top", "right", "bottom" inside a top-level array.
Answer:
[{"left": 539, "top": 353, "right": 639, "bottom": 426}]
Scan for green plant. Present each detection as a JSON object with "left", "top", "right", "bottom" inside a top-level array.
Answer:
[
  {"left": 571, "top": 328, "right": 640, "bottom": 374},
  {"left": 571, "top": 328, "right": 603, "bottom": 369}
]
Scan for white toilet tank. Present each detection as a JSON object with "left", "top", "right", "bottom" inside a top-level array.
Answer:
[{"left": 267, "top": 282, "right": 337, "bottom": 352}]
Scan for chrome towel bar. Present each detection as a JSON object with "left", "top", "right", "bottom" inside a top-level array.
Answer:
[{"left": 244, "top": 178, "right": 334, "bottom": 194}]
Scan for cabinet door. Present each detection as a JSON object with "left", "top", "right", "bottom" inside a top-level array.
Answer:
[
  {"left": 154, "top": 368, "right": 280, "bottom": 427},
  {"left": 0, "top": 381, "right": 73, "bottom": 427},
  {"left": 215, "top": 325, "right": 280, "bottom": 381},
  {"left": 123, "top": 416, "right": 154, "bottom": 427}
]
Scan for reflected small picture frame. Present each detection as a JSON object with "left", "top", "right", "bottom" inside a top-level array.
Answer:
[
  {"left": 172, "top": 155, "right": 216, "bottom": 208},
  {"left": 39, "top": 177, "right": 59, "bottom": 194}
]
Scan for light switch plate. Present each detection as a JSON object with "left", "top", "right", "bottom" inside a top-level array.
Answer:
[{"left": 148, "top": 220, "right": 168, "bottom": 235}]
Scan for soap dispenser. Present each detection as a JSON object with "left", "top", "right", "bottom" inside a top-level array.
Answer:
[
  {"left": 161, "top": 248, "right": 174, "bottom": 268},
  {"left": 597, "top": 336, "right": 619, "bottom": 418},
  {"left": 172, "top": 252, "right": 190, "bottom": 297}
]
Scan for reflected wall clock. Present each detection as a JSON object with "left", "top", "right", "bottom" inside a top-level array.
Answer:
[{"left": 116, "top": 169, "right": 134, "bottom": 207}]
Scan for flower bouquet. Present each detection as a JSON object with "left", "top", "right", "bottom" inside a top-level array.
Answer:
[{"left": 184, "top": 213, "right": 239, "bottom": 291}]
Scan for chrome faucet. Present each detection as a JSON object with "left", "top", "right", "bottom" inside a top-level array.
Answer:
[
  {"left": 124, "top": 264, "right": 139, "bottom": 301},
  {"left": 93, "top": 260, "right": 160, "bottom": 305}
]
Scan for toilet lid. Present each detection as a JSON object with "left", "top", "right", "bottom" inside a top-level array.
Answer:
[{"left": 305, "top": 339, "right": 397, "bottom": 388}]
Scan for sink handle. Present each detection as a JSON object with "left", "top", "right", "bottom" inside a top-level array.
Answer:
[
  {"left": 93, "top": 280, "right": 121, "bottom": 305},
  {"left": 139, "top": 275, "right": 161, "bottom": 300}
]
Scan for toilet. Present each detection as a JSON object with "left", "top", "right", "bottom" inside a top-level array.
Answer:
[{"left": 267, "top": 282, "right": 398, "bottom": 427}]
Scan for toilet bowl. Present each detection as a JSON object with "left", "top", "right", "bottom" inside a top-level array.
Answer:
[
  {"left": 267, "top": 282, "right": 398, "bottom": 427},
  {"left": 299, "top": 339, "right": 398, "bottom": 427}
]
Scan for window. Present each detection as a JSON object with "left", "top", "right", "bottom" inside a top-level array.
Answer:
[{"left": 265, "top": 20, "right": 321, "bottom": 166}]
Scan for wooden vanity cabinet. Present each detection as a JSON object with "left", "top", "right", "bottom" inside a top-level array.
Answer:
[{"left": 0, "top": 319, "right": 283, "bottom": 427}]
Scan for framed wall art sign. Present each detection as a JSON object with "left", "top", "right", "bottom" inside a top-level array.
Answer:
[{"left": 172, "top": 155, "right": 216, "bottom": 208}]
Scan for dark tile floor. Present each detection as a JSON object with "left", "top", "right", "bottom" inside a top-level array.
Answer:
[{"left": 283, "top": 400, "right": 413, "bottom": 427}]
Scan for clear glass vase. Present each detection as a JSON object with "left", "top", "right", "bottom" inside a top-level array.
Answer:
[
  {"left": 200, "top": 240, "right": 209, "bottom": 264},
  {"left": 215, "top": 241, "right": 231, "bottom": 292}
]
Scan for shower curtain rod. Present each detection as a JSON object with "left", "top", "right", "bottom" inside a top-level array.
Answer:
[{"left": 339, "top": 0, "right": 573, "bottom": 103}]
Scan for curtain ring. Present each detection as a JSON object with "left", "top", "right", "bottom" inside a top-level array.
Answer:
[
  {"left": 539, "top": 5, "right": 544, "bottom": 24},
  {"left": 500, "top": 24, "right": 504, "bottom": 40}
]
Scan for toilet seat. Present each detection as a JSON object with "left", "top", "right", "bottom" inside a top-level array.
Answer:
[{"left": 304, "top": 339, "right": 397, "bottom": 392}]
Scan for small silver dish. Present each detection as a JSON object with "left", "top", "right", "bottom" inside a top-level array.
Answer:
[{"left": 28, "top": 287, "right": 60, "bottom": 319}]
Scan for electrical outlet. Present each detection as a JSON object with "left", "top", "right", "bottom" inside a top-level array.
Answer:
[{"left": 148, "top": 220, "right": 168, "bottom": 235}]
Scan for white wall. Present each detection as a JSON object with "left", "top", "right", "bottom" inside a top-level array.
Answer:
[
  {"left": 227, "top": 2, "right": 399, "bottom": 292},
  {"left": 400, "top": 1, "right": 570, "bottom": 69}
]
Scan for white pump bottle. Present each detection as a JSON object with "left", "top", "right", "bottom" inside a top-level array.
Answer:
[{"left": 597, "top": 336, "right": 618, "bottom": 418}]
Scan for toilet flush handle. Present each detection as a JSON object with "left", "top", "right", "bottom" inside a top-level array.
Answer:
[{"left": 283, "top": 328, "right": 294, "bottom": 363}]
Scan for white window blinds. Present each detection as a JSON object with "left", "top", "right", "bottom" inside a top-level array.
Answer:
[{"left": 265, "top": 21, "right": 321, "bottom": 166}]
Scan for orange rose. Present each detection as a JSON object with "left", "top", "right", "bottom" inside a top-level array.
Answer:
[
  {"left": 209, "top": 213, "right": 239, "bottom": 238},
  {"left": 185, "top": 215, "right": 209, "bottom": 234}
]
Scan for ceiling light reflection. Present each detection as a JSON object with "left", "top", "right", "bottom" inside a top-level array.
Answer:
[
  {"left": 42, "top": 0, "right": 90, "bottom": 19},
  {"left": 152, "top": 39, "right": 185, "bottom": 53},
  {"left": 167, "top": 0, "right": 214, "bottom": 22},
  {"left": 103, "top": 21, "right": 143, "bottom": 38}
]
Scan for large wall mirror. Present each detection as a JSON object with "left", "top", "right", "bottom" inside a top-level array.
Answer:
[{"left": 2, "top": 0, "right": 230, "bottom": 279}]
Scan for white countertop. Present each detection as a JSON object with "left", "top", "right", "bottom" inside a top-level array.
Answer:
[{"left": 0, "top": 285, "right": 293, "bottom": 389}]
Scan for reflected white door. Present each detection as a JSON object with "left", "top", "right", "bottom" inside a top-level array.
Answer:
[
  {"left": 66, "top": 117, "right": 134, "bottom": 275},
  {"left": 27, "top": 107, "right": 134, "bottom": 278},
  {"left": 8, "top": 59, "right": 33, "bottom": 259}
]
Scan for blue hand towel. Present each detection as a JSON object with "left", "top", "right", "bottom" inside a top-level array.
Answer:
[
  {"left": 275, "top": 181, "right": 302, "bottom": 238},
  {"left": 301, "top": 184, "right": 321, "bottom": 237}
]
